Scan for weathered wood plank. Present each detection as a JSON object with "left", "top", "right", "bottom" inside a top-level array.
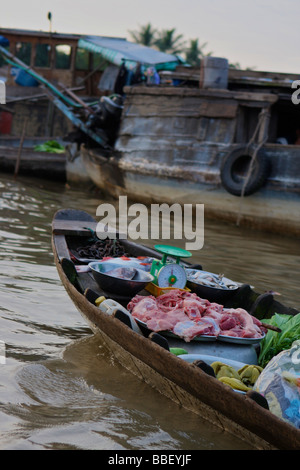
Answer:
[
  {"left": 124, "top": 85, "right": 278, "bottom": 104},
  {"left": 53, "top": 234, "right": 70, "bottom": 261},
  {"left": 124, "top": 95, "right": 238, "bottom": 119},
  {"left": 52, "top": 219, "right": 98, "bottom": 236}
]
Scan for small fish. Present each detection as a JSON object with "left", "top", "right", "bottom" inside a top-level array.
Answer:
[
  {"left": 106, "top": 267, "right": 137, "bottom": 280},
  {"left": 187, "top": 270, "right": 233, "bottom": 289}
]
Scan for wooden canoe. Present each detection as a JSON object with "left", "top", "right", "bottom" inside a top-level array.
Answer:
[{"left": 52, "top": 208, "right": 300, "bottom": 450}]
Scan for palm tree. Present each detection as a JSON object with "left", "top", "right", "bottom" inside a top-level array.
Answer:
[
  {"left": 154, "top": 28, "right": 186, "bottom": 55},
  {"left": 185, "top": 39, "right": 212, "bottom": 67},
  {"left": 129, "top": 23, "right": 157, "bottom": 47}
]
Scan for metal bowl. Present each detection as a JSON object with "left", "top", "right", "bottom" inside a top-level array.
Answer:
[
  {"left": 186, "top": 269, "right": 239, "bottom": 303},
  {"left": 89, "top": 261, "right": 154, "bottom": 296}
]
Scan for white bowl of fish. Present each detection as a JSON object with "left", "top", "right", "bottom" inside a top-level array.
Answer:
[
  {"left": 186, "top": 269, "right": 239, "bottom": 302},
  {"left": 89, "top": 261, "right": 154, "bottom": 296}
]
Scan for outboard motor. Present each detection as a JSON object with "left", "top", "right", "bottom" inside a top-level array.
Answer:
[{"left": 87, "top": 94, "right": 124, "bottom": 146}]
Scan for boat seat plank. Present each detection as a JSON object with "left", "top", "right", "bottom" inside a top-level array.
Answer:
[
  {"left": 52, "top": 219, "right": 98, "bottom": 236},
  {"left": 53, "top": 235, "right": 71, "bottom": 261},
  {"left": 52, "top": 219, "right": 122, "bottom": 238},
  {"left": 53, "top": 209, "right": 95, "bottom": 222},
  {"left": 77, "top": 271, "right": 104, "bottom": 295}
]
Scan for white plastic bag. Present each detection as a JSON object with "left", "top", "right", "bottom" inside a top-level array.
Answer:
[{"left": 254, "top": 340, "right": 300, "bottom": 428}]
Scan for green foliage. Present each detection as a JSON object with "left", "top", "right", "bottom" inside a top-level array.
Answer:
[
  {"left": 258, "top": 312, "right": 300, "bottom": 367},
  {"left": 128, "top": 23, "right": 255, "bottom": 68},
  {"left": 154, "top": 28, "right": 186, "bottom": 55},
  {"left": 129, "top": 23, "right": 157, "bottom": 47},
  {"left": 184, "top": 39, "right": 212, "bottom": 67},
  {"left": 34, "top": 140, "right": 65, "bottom": 153},
  {"left": 128, "top": 23, "right": 212, "bottom": 65}
]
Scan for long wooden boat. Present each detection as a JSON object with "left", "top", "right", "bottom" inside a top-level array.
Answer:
[
  {"left": 52, "top": 208, "right": 300, "bottom": 450},
  {"left": 0, "top": 136, "right": 93, "bottom": 184},
  {"left": 0, "top": 136, "right": 66, "bottom": 181}
]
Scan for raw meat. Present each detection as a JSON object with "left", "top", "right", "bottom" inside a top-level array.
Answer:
[
  {"left": 173, "top": 317, "right": 220, "bottom": 341},
  {"left": 127, "top": 295, "right": 157, "bottom": 322},
  {"left": 219, "top": 308, "right": 263, "bottom": 338},
  {"left": 147, "top": 308, "right": 188, "bottom": 332},
  {"left": 127, "top": 289, "right": 265, "bottom": 342}
]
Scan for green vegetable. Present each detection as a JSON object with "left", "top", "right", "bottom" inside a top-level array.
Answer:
[
  {"left": 34, "top": 140, "right": 65, "bottom": 153},
  {"left": 170, "top": 348, "right": 188, "bottom": 356},
  {"left": 258, "top": 312, "right": 300, "bottom": 367}
]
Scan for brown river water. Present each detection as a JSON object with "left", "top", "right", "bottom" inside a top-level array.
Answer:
[{"left": 0, "top": 172, "right": 299, "bottom": 451}]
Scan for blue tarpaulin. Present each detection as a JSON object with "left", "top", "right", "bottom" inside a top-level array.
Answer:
[
  {"left": 78, "top": 36, "right": 183, "bottom": 70},
  {"left": 0, "top": 36, "right": 9, "bottom": 47}
]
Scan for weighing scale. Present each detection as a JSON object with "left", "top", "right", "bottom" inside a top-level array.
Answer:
[{"left": 150, "top": 245, "right": 192, "bottom": 289}]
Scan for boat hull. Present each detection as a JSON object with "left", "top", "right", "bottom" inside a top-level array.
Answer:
[
  {"left": 81, "top": 145, "right": 300, "bottom": 236},
  {"left": 81, "top": 85, "right": 300, "bottom": 236},
  {"left": 0, "top": 137, "right": 66, "bottom": 181},
  {"left": 51, "top": 209, "right": 300, "bottom": 450}
]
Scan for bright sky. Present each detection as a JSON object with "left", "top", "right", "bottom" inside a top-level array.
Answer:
[{"left": 2, "top": 0, "right": 299, "bottom": 74}]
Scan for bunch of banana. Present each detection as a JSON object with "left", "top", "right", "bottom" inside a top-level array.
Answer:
[
  {"left": 238, "top": 365, "right": 263, "bottom": 386},
  {"left": 211, "top": 361, "right": 241, "bottom": 380},
  {"left": 218, "top": 376, "right": 251, "bottom": 392},
  {"left": 211, "top": 361, "right": 263, "bottom": 392}
]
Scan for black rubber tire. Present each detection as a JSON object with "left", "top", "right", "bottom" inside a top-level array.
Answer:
[{"left": 220, "top": 146, "right": 270, "bottom": 196}]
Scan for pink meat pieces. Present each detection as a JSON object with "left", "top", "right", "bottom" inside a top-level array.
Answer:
[
  {"left": 127, "top": 289, "right": 264, "bottom": 341},
  {"left": 203, "top": 303, "right": 224, "bottom": 321},
  {"left": 147, "top": 308, "right": 188, "bottom": 332},
  {"left": 155, "top": 290, "right": 199, "bottom": 311},
  {"left": 173, "top": 317, "right": 220, "bottom": 342},
  {"left": 182, "top": 298, "right": 209, "bottom": 320},
  {"left": 127, "top": 295, "right": 158, "bottom": 322},
  {"left": 219, "top": 308, "right": 263, "bottom": 338}
]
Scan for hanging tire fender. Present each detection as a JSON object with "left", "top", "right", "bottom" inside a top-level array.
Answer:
[{"left": 220, "top": 146, "right": 270, "bottom": 196}]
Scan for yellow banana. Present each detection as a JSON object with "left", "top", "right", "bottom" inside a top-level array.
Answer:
[
  {"left": 238, "top": 365, "right": 263, "bottom": 386},
  {"left": 219, "top": 376, "right": 251, "bottom": 392},
  {"left": 211, "top": 361, "right": 240, "bottom": 380}
]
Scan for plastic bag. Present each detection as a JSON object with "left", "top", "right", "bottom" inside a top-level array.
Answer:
[{"left": 254, "top": 340, "right": 300, "bottom": 428}]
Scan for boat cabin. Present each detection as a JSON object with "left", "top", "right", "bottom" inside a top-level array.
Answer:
[
  {"left": 0, "top": 28, "right": 110, "bottom": 95},
  {"left": 0, "top": 28, "right": 182, "bottom": 138},
  {"left": 161, "top": 64, "right": 300, "bottom": 147}
]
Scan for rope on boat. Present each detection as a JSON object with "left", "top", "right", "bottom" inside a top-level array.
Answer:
[{"left": 236, "top": 107, "right": 270, "bottom": 226}]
